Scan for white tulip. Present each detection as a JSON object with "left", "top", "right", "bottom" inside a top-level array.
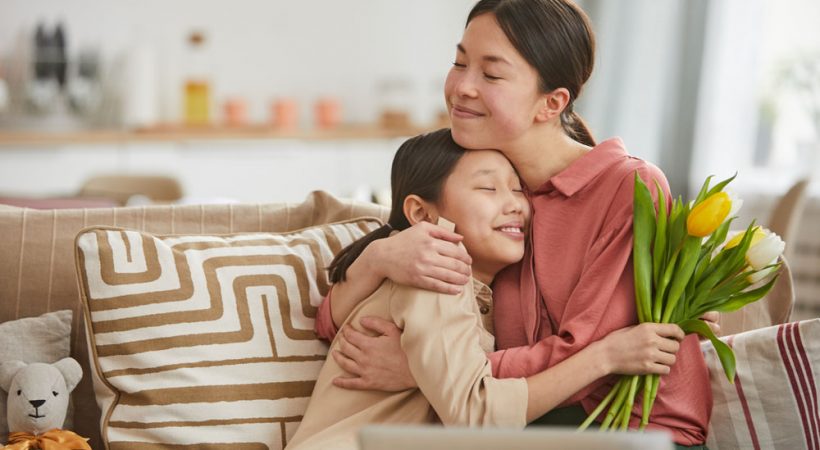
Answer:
[{"left": 745, "top": 229, "right": 785, "bottom": 271}]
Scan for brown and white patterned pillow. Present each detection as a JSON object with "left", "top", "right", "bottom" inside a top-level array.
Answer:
[
  {"left": 75, "top": 218, "right": 382, "bottom": 450},
  {"left": 703, "top": 318, "right": 819, "bottom": 450}
]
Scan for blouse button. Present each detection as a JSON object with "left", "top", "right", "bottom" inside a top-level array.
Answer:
[{"left": 479, "top": 305, "right": 490, "bottom": 315}]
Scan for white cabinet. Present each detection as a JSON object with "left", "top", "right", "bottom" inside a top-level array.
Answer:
[{"left": 0, "top": 138, "right": 403, "bottom": 203}]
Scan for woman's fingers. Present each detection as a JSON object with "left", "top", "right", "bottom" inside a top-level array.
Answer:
[
  {"left": 432, "top": 238, "right": 472, "bottom": 267},
  {"left": 417, "top": 276, "right": 464, "bottom": 295},
  {"left": 331, "top": 350, "right": 361, "bottom": 375},
  {"left": 358, "top": 316, "right": 401, "bottom": 337},
  {"left": 336, "top": 334, "right": 364, "bottom": 363},
  {"left": 425, "top": 222, "right": 465, "bottom": 244}
]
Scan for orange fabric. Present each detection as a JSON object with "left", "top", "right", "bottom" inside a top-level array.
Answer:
[
  {"left": 5, "top": 430, "right": 91, "bottom": 450},
  {"left": 488, "top": 138, "right": 711, "bottom": 445}
]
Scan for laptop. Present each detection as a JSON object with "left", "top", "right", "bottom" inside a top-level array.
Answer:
[{"left": 359, "top": 425, "right": 675, "bottom": 450}]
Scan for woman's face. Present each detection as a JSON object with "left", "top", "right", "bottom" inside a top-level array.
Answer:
[
  {"left": 445, "top": 13, "right": 544, "bottom": 152},
  {"left": 437, "top": 150, "right": 530, "bottom": 281}
]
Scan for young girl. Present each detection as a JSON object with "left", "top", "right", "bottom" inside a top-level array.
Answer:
[
  {"left": 314, "top": 1, "right": 713, "bottom": 448},
  {"left": 286, "top": 129, "right": 683, "bottom": 450}
]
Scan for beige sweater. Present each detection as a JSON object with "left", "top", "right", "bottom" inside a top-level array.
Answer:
[{"left": 286, "top": 277, "right": 529, "bottom": 450}]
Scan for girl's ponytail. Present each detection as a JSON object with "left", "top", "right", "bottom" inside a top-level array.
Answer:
[
  {"left": 328, "top": 223, "right": 394, "bottom": 283},
  {"left": 325, "top": 128, "right": 466, "bottom": 285}
]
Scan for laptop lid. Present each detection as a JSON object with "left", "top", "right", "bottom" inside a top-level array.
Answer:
[{"left": 359, "top": 425, "right": 675, "bottom": 450}]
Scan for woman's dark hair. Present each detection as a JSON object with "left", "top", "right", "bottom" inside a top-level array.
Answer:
[
  {"left": 328, "top": 128, "right": 466, "bottom": 283},
  {"left": 467, "top": 0, "right": 597, "bottom": 146}
]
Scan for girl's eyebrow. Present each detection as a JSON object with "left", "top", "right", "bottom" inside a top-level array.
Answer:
[
  {"left": 456, "top": 44, "right": 512, "bottom": 66},
  {"left": 472, "top": 169, "right": 497, "bottom": 177}
]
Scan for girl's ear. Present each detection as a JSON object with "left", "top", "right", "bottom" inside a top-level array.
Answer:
[
  {"left": 403, "top": 195, "right": 439, "bottom": 226},
  {"left": 534, "top": 87, "right": 571, "bottom": 123}
]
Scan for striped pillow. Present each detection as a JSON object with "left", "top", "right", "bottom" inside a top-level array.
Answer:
[
  {"left": 75, "top": 218, "right": 382, "bottom": 450},
  {"left": 703, "top": 319, "right": 819, "bottom": 450}
]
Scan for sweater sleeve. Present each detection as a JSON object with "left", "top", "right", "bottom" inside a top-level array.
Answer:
[
  {"left": 487, "top": 165, "right": 671, "bottom": 406},
  {"left": 314, "top": 290, "right": 339, "bottom": 342},
  {"left": 390, "top": 283, "right": 529, "bottom": 428}
]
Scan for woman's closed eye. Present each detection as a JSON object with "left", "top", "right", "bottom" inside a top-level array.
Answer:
[
  {"left": 483, "top": 73, "right": 502, "bottom": 81},
  {"left": 452, "top": 61, "right": 466, "bottom": 69}
]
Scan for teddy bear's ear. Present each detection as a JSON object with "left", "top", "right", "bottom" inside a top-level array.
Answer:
[
  {"left": 53, "top": 358, "right": 83, "bottom": 393},
  {"left": 0, "top": 360, "right": 27, "bottom": 392}
]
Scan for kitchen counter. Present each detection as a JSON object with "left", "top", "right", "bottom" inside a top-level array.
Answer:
[{"left": 0, "top": 124, "right": 436, "bottom": 147}]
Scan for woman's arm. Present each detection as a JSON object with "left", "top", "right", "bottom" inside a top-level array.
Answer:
[{"left": 314, "top": 221, "right": 472, "bottom": 338}]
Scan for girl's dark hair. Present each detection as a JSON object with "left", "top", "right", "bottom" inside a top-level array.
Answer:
[
  {"left": 328, "top": 128, "right": 466, "bottom": 283},
  {"left": 467, "top": 0, "right": 597, "bottom": 146}
]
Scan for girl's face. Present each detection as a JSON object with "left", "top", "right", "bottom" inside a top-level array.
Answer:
[
  {"left": 444, "top": 13, "right": 544, "bottom": 152},
  {"left": 437, "top": 150, "right": 530, "bottom": 282}
]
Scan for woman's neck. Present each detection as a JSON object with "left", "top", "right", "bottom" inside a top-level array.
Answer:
[{"left": 505, "top": 126, "right": 592, "bottom": 191}]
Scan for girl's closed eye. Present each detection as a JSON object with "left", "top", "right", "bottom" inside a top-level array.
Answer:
[{"left": 477, "top": 186, "right": 496, "bottom": 191}]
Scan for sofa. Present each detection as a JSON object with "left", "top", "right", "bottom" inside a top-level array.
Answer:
[{"left": 0, "top": 192, "right": 816, "bottom": 450}]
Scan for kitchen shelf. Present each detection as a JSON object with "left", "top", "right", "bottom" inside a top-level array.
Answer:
[{"left": 0, "top": 123, "right": 438, "bottom": 147}]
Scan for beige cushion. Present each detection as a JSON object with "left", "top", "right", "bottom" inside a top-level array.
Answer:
[
  {"left": 75, "top": 218, "right": 383, "bottom": 449},
  {"left": 0, "top": 191, "right": 389, "bottom": 448},
  {"left": 703, "top": 318, "right": 819, "bottom": 449},
  {"left": 0, "top": 310, "right": 73, "bottom": 437}
]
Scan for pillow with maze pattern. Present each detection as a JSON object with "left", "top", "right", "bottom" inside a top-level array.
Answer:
[{"left": 74, "top": 218, "right": 382, "bottom": 450}]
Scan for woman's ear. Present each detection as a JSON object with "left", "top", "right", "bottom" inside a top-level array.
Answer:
[
  {"left": 534, "top": 87, "right": 571, "bottom": 123},
  {"left": 403, "top": 195, "right": 439, "bottom": 225}
]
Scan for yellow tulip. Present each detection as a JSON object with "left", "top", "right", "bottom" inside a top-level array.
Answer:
[
  {"left": 687, "top": 192, "right": 732, "bottom": 237},
  {"left": 724, "top": 226, "right": 766, "bottom": 250}
]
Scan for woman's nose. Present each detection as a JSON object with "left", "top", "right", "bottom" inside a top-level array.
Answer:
[{"left": 454, "top": 71, "right": 478, "bottom": 98}]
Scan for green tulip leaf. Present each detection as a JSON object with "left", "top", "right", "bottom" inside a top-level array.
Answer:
[
  {"left": 706, "top": 172, "right": 737, "bottom": 198},
  {"left": 679, "top": 318, "right": 736, "bottom": 382}
]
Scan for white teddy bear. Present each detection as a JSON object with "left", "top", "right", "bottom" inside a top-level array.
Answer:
[{"left": 0, "top": 358, "right": 89, "bottom": 449}]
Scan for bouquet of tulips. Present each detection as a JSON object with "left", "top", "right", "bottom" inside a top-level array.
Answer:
[{"left": 579, "top": 173, "right": 785, "bottom": 431}]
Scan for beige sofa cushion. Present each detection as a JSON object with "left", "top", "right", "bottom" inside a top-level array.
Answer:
[
  {"left": 75, "top": 219, "right": 382, "bottom": 449},
  {"left": 0, "top": 191, "right": 389, "bottom": 449},
  {"left": 703, "top": 318, "right": 819, "bottom": 450}
]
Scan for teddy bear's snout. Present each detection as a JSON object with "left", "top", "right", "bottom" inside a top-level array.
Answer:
[{"left": 29, "top": 399, "right": 46, "bottom": 408}]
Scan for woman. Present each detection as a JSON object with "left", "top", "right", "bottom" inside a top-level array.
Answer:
[
  {"left": 316, "top": 0, "right": 712, "bottom": 448},
  {"left": 287, "top": 129, "right": 683, "bottom": 450}
]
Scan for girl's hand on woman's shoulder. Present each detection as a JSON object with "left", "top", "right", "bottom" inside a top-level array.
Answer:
[
  {"left": 596, "top": 323, "right": 685, "bottom": 376},
  {"left": 370, "top": 221, "right": 473, "bottom": 294}
]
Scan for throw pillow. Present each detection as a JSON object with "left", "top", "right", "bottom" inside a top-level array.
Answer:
[
  {"left": 703, "top": 318, "right": 819, "bottom": 450},
  {"left": 0, "top": 310, "right": 73, "bottom": 437},
  {"left": 75, "top": 218, "right": 382, "bottom": 450}
]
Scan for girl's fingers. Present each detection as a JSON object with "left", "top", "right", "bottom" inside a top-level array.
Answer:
[
  {"left": 654, "top": 350, "right": 677, "bottom": 367},
  {"left": 650, "top": 363, "right": 672, "bottom": 375},
  {"left": 657, "top": 337, "right": 681, "bottom": 354},
  {"left": 653, "top": 323, "right": 685, "bottom": 341}
]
